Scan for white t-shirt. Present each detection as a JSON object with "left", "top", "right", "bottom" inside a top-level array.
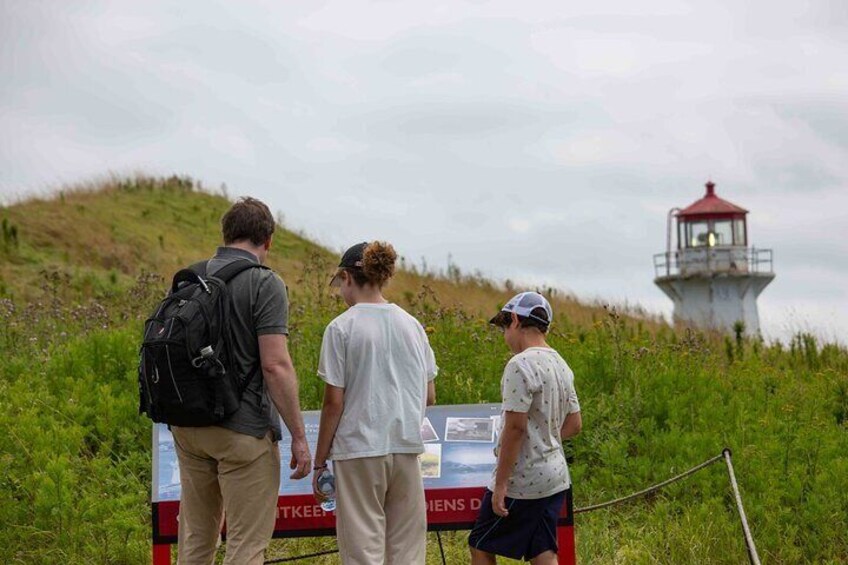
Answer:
[
  {"left": 490, "top": 347, "right": 580, "bottom": 499},
  {"left": 318, "top": 303, "right": 438, "bottom": 461}
]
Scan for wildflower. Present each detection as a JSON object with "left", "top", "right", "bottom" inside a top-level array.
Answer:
[{"left": 425, "top": 326, "right": 435, "bottom": 335}]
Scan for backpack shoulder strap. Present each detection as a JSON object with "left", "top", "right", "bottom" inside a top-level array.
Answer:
[
  {"left": 210, "top": 259, "right": 272, "bottom": 392},
  {"left": 210, "top": 259, "right": 270, "bottom": 284}
]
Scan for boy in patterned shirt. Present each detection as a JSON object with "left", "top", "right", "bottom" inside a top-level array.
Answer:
[{"left": 469, "top": 292, "right": 582, "bottom": 565}]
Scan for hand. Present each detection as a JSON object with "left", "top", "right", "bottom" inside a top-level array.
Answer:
[
  {"left": 312, "top": 470, "right": 328, "bottom": 503},
  {"left": 492, "top": 484, "right": 509, "bottom": 517},
  {"left": 289, "top": 437, "right": 312, "bottom": 480}
]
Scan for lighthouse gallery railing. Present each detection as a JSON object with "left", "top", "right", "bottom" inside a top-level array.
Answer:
[{"left": 653, "top": 247, "right": 773, "bottom": 278}]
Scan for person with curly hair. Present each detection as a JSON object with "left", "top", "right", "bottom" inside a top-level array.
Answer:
[{"left": 312, "top": 241, "right": 438, "bottom": 565}]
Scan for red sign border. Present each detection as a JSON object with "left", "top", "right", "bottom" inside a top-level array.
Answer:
[{"left": 153, "top": 486, "right": 573, "bottom": 545}]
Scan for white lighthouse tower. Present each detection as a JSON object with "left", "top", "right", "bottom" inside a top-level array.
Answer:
[{"left": 653, "top": 181, "right": 775, "bottom": 335}]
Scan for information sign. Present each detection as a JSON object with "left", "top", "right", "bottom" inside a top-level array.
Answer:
[{"left": 152, "top": 404, "right": 575, "bottom": 564}]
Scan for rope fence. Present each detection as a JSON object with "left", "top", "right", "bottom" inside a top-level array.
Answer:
[
  {"left": 573, "top": 451, "right": 726, "bottom": 514},
  {"left": 264, "top": 447, "right": 761, "bottom": 564}
]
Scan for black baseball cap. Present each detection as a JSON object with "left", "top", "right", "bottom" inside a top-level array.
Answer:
[{"left": 329, "top": 242, "right": 368, "bottom": 287}]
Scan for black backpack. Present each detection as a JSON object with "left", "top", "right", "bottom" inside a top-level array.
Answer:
[{"left": 138, "top": 259, "right": 269, "bottom": 426}]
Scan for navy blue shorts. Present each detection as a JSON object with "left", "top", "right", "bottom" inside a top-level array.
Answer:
[{"left": 468, "top": 488, "right": 568, "bottom": 561}]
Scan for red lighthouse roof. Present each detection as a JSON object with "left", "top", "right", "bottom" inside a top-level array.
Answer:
[{"left": 679, "top": 181, "right": 748, "bottom": 218}]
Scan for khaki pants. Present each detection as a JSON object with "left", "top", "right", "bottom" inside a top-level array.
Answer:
[
  {"left": 172, "top": 426, "right": 281, "bottom": 565},
  {"left": 334, "top": 453, "right": 427, "bottom": 565}
]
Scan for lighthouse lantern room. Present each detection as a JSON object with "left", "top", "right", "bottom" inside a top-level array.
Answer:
[{"left": 653, "top": 181, "right": 775, "bottom": 335}]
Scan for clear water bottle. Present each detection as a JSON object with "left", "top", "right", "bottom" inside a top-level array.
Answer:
[{"left": 317, "top": 468, "right": 336, "bottom": 512}]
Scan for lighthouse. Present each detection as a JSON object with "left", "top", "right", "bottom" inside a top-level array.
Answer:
[{"left": 653, "top": 181, "right": 775, "bottom": 335}]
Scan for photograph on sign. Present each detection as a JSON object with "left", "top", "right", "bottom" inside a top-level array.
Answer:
[
  {"left": 440, "top": 443, "right": 494, "bottom": 486},
  {"left": 155, "top": 427, "right": 182, "bottom": 501},
  {"left": 445, "top": 417, "right": 495, "bottom": 443},
  {"left": 421, "top": 417, "right": 439, "bottom": 442},
  {"left": 491, "top": 415, "right": 502, "bottom": 444},
  {"left": 420, "top": 443, "right": 442, "bottom": 478}
]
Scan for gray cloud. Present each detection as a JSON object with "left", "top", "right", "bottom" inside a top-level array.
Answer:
[{"left": 2, "top": 0, "right": 847, "bottom": 341}]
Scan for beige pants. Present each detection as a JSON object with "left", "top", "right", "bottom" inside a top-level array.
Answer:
[
  {"left": 172, "top": 426, "right": 281, "bottom": 565},
  {"left": 334, "top": 453, "right": 427, "bottom": 565}
]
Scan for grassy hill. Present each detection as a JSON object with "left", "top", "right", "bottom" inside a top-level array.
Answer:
[
  {"left": 1, "top": 177, "right": 846, "bottom": 564},
  {"left": 0, "top": 175, "right": 622, "bottom": 327}
]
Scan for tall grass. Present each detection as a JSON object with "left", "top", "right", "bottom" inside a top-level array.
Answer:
[{"left": 1, "top": 257, "right": 846, "bottom": 564}]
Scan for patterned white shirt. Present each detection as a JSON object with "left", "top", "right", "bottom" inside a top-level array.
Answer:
[{"left": 490, "top": 347, "right": 580, "bottom": 499}]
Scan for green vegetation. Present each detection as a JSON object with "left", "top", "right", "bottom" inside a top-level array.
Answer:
[{"left": 1, "top": 177, "right": 846, "bottom": 563}]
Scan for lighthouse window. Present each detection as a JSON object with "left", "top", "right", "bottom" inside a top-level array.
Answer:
[
  {"left": 733, "top": 219, "right": 746, "bottom": 246},
  {"left": 687, "top": 221, "right": 710, "bottom": 248},
  {"left": 712, "top": 220, "right": 733, "bottom": 247}
]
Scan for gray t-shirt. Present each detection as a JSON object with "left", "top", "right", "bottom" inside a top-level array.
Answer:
[{"left": 206, "top": 246, "right": 288, "bottom": 441}]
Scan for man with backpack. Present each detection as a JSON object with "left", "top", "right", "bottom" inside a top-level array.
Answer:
[{"left": 141, "top": 197, "right": 311, "bottom": 564}]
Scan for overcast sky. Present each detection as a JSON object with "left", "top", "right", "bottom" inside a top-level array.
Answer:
[{"left": 2, "top": 0, "right": 847, "bottom": 342}]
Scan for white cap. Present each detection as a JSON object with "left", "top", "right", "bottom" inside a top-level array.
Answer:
[{"left": 490, "top": 291, "right": 553, "bottom": 326}]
